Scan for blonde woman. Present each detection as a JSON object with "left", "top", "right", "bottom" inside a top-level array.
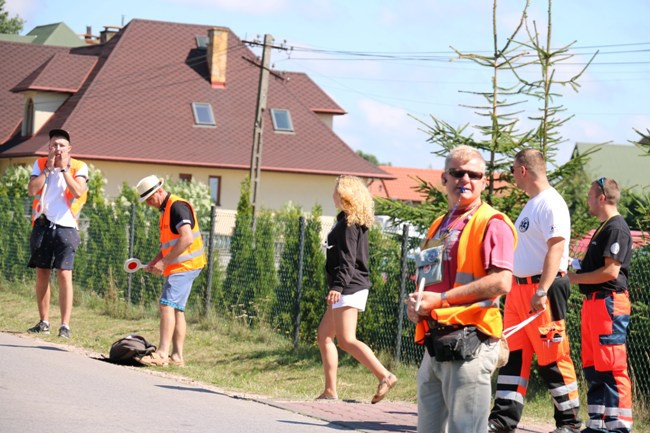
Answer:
[{"left": 316, "top": 175, "right": 397, "bottom": 403}]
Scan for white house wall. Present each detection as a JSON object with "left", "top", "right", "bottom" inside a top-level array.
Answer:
[{"left": 24, "top": 91, "right": 69, "bottom": 136}]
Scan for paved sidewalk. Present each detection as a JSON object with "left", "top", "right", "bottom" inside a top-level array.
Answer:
[{"left": 266, "top": 398, "right": 556, "bottom": 433}]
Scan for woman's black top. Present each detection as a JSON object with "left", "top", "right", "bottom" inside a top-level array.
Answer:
[{"left": 326, "top": 211, "right": 371, "bottom": 294}]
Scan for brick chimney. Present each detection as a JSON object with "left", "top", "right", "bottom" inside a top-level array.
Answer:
[
  {"left": 207, "top": 27, "right": 228, "bottom": 89},
  {"left": 100, "top": 26, "right": 121, "bottom": 44}
]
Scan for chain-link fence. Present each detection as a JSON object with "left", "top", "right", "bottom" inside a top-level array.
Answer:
[{"left": 1, "top": 195, "right": 649, "bottom": 401}]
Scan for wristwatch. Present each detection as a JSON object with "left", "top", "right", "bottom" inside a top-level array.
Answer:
[
  {"left": 440, "top": 292, "right": 450, "bottom": 308},
  {"left": 535, "top": 288, "right": 548, "bottom": 297},
  {"left": 61, "top": 166, "right": 69, "bottom": 173}
]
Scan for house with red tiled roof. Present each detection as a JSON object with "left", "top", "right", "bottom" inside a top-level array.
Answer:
[
  {"left": 368, "top": 165, "right": 444, "bottom": 203},
  {"left": 572, "top": 229, "right": 649, "bottom": 256},
  {"left": 368, "top": 164, "right": 514, "bottom": 204},
  {"left": 0, "top": 19, "right": 390, "bottom": 218}
]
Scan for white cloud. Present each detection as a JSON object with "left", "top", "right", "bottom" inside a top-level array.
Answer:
[{"left": 358, "top": 98, "right": 411, "bottom": 131}]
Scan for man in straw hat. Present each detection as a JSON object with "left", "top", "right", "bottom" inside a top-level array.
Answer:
[
  {"left": 26, "top": 128, "right": 88, "bottom": 339},
  {"left": 134, "top": 175, "right": 206, "bottom": 367}
]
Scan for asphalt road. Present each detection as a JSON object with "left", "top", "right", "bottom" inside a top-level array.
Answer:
[{"left": 0, "top": 332, "right": 348, "bottom": 433}]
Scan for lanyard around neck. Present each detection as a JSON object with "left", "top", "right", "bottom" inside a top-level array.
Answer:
[
  {"left": 591, "top": 213, "right": 618, "bottom": 241},
  {"left": 439, "top": 202, "right": 481, "bottom": 237}
]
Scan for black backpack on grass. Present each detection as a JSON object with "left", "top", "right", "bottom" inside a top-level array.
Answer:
[{"left": 107, "top": 334, "right": 156, "bottom": 366}]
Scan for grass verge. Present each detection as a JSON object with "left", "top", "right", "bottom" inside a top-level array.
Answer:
[{"left": 1, "top": 278, "right": 647, "bottom": 431}]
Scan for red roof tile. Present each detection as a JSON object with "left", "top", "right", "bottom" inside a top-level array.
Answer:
[
  {"left": 0, "top": 41, "right": 70, "bottom": 142},
  {"left": 12, "top": 52, "right": 97, "bottom": 93},
  {"left": 0, "top": 19, "right": 389, "bottom": 179},
  {"left": 368, "top": 165, "right": 444, "bottom": 202},
  {"left": 572, "top": 229, "right": 649, "bottom": 256}
]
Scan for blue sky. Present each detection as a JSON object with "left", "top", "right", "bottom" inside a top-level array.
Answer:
[{"left": 6, "top": 0, "right": 650, "bottom": 169}]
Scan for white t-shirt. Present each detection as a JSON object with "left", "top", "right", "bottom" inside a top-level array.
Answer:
[
  {"left": 513, "top": 187, "right": 570, "bottom": 277},
  {"left": 32, "top": 160, "right": 89, "bottom": 228}
]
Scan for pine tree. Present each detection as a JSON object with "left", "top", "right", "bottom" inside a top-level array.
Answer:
[
  {"left": 222, "top": 178, "right": 255, "bottom": 320},
  {"left": 379, "top": 0, "right": 597, "bottom": 234},
  {"left": 252, "top": 209, "right": 278, "bottom": 324},
  {"left": 295, "top": 205, "right": 327, "bottom": 343}
]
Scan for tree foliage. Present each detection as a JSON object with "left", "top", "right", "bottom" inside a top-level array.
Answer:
[
  {"left": 0, "top": 0, "right": 24, "bottom": 34},
  {"left": 379, "top": 0, "right": 597, "bottom": 241},
  {"left": 0, "top": 164, "right": 31, "bottom": 198},
  {"left": 356, "top": 150, "right": 381, "bottom": 166},
  {"left": 222, "top": 178, "right": 255, "bottom": 319}
]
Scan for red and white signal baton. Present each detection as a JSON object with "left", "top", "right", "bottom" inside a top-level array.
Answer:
[{"left": 123, "top": 258, "right": 145, "bottom": 273}]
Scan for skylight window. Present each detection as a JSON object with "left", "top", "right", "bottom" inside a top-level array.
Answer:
[
  {"left": 195, "top": 35, "right": 209, "bottom": 50},
  {"left": 191, "top": 102, "right": 216, "bottom": 126},
  {"left": 270, "top": 109, "right": 294, "bottom": 132}
]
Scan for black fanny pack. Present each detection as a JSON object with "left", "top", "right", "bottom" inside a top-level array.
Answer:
[
  {"left": 35, "top": 214, "right": 49, "bottom": 227},
  {"left": 424, "top": 323, "right": 488, "bottom": 362}
]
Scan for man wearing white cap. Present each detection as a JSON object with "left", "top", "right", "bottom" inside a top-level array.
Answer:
[{"left": 135, "top": 175, "right": 206, "bottom": 367}]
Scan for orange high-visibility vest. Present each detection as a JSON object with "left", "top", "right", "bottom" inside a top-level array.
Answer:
[
  {"left": 31, "top": 157, "right": 87, "bottom": 227},
  {"left": 415, "top": 203, "right": 517, "bottom": 342},
  {"left": 159, "top": 194, "right": 206, "bottom": 277}
]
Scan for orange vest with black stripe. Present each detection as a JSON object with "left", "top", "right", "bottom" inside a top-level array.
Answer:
[
  {"left": 159, "top": 194, "right": 207, "bottom": 277},
  {"left": 31, "top": 157, "right": 87, "bottom": 227},
  {"left": 414, "top": 203, "right": 517, "bottom": 343}
]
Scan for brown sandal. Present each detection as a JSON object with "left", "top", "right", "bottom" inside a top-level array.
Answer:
[
  {"left": 137, "top": 352, "right": 168, "bottom": 367},
  {"left": 168, "top": 358, "right": 186, "bottom": 368},
  {"left": 315, "top": 393, "right": 338, "bottom": 401},
  {"left": 371, "top": 373, "right": 397, "bottom": 404}
]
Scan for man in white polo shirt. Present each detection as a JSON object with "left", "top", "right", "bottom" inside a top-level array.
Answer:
[{"left": 489, "top": 149, "right": 581, "bottom": 433}]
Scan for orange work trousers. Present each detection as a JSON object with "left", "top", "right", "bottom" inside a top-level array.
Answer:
[
  {"left": 582, "top": 291, "right": 633, "bottom": 433},
  {"left": 490, "top": 276, "right": 581, "bottom": 432}
]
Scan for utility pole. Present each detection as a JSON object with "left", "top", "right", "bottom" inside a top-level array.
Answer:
[{"left": 249, "top": 34, "right": 273, "bottom": 233}]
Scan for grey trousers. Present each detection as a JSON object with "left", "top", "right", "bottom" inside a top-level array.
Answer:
[{"left": 417, "top": 338, "right": 499, "bottom": 433}]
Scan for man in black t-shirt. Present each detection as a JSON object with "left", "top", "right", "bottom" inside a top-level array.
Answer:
[
  {"left": 133, "top": 175, "right": 206, "bottom": 368},
  {"left": 568, "top": 177, "right": 633, "bottom": 433}
]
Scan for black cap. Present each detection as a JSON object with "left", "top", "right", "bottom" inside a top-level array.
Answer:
[{"left": 49, "top": 128, "right": 71, "bottom": 143}]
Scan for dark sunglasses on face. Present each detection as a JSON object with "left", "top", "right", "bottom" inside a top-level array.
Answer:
[{"left": 447, "top": 168, "right": 484, "bottom": 180}]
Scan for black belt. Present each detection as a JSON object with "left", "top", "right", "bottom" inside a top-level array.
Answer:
[
  {"left": 514, "top": 272, "right": 564, "bottom": 285},
  {"left": 585, "top": 289, "right": 627, "bottom": 300},
  {"left": 36, "top": 214, "right": 69, "bottom": 230}
]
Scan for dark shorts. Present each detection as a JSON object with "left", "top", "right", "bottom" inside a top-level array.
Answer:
[{"left": 28, "top": 217, "right": 81, "bottom": 270}]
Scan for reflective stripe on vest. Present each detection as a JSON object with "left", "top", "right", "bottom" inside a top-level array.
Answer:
[
  {"left": 159, "top": 194, "right": 206, "bottom": 276},
  {"left": 414, "top": 203, "right": 517, "bottom": 342}
]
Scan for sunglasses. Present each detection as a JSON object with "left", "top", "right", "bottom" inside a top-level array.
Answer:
[
  {"left": 509, "top": 164, "right": 525, "bottom": 174},
  {"left": 596, "top": 177, "right": 607, "bottom": 197},
  {"left": 447, "top": 168, "right": 484, "bottom": 180}
]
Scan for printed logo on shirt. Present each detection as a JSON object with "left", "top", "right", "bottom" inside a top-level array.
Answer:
[
  {"left": 610, "top": 242, "right": 620, "bottom": 255},
  {"left": 518, "top": 217, "right": 530, "bottom": 232}
]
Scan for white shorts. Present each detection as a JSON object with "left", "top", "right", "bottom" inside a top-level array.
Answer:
[{"left": 332, "top": 289, "right": 369, "bottom": 312}]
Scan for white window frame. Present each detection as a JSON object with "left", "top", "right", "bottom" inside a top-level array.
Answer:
[
  {"left": 270, "top": 108, "right": 294, "bottom": 132},
  {"left": 191, "top": 102, "right": 216, "bottom": 127}
]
